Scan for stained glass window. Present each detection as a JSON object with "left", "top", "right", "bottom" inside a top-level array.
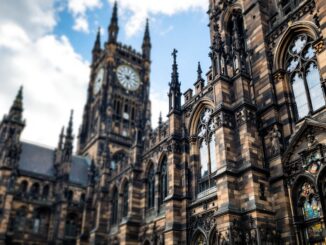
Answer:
[
  {"left": 194, "top": 232, "right": 206, "bottom": 245},
  {"left": 303, "top": 197, "right": 319, "bottom": 220},
  {"left": 286, "top": 34, "right": 325, "bottom": 120}
]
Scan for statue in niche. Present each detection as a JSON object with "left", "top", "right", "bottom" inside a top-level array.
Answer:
[{"left": 270, "top": 125, "right": 282, "bottom": 156}]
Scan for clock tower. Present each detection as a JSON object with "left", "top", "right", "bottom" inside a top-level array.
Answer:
[{"left": 78, "top": 2, "right": 151, "bottom": 162}]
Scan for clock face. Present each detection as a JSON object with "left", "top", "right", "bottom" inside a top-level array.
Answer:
[
  {"left": 116, "top": 65, "right": 140, "bottom": 91},
  {"left": 94, "top": 68, "right": 104, "bottom": 95}
]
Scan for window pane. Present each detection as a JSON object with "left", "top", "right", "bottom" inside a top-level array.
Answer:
[
  {"left": 200, "top": 142, "right": 209, "bottom": 177},
  {"left": 291, "top": 35, "right": 307, "bottom": 54},
  {"left": 210, "top": 137, "right": 217, "bottom": 173},
  {"left": 292, "top": 73, "right": 309, "bottom": 119},
  {"left": 287, "top": 57, "right": 299, "bottom": 72},
  {"left": 306, "top": 63, "right": 324, "bottom": 111},
  {"left": 303, "top": 45, "right": 315, "bottom": 60}
]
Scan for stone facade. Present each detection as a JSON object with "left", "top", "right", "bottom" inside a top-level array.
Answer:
[{"left": 1, "top": 0, "right": 326, "bottom": 244}]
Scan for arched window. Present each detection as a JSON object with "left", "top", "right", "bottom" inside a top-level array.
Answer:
[
  {"left": 147, "top": 165, "right": 155, "bottom": 209},
  {"left": 30, "top": 183, "right": 40, "bottom": 200},
  {"left": 20, "top": 180, "right": 28, "bottom": 196},
  {"left": 286, "top": 34, "right": 325, "bottom": 120},
  {"left": 80, "top": 193, "right": 85, "bottom": 205},
  {"left": 15, "top": 207, "right": 27, "bottom": 231},
  {"left": 193, "top": 231, "right": 207, "bottom": 245},
  {"left": 122, "top": 182, "right": 129, "bottom": 218},
  {"left": 67, "top": 190, "right": 74, "bottom": 203},
  {"left": 65, "top": 213, "right": 78, "bottom": 237},
  {"left": 296, "top": 182, "right": 325, "bottom": 243},
  {"left": 197, "top": 108, "right": 217, "bottom": 192},
  {"left": 159, "top": 156, "right": 168, "bottom": 205},
  {"left": 42, "top": 185, "right": 49, "bottom": 200},
  {"left": 111, "top": 188, "right": 118, "bottom": 225}
]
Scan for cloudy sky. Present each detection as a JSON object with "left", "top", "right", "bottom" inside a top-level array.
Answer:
[{"left": 0, "top": 0, "right": 210, "bottom": 149}]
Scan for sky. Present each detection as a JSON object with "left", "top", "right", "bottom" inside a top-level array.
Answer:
[{"left": 0, "top": 0, "right": 210, "bottom": 149}]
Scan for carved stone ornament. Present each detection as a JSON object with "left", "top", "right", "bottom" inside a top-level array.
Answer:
[
  {"left": 313, "top": 39, "right": 325, "bottom": 54},
  {"left": 189, "top": 210, "right": 216, "bottom": 239}
]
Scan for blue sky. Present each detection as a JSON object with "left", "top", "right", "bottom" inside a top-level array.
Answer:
[{"left": 0, "top": 0, "right": 210, "bottom": 148}]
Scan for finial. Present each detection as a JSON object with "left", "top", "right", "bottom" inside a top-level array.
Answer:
[{"left": 172, "top": 49, "right": 178, "bottom": 65}]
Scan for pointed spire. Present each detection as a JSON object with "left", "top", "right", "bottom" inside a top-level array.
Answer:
[
  {"left": 8, "top": 86, "right": 24, "bottom": 123},
  {"left": 197, "top": 62, "right": 203, "bottom": 81},
  {"left": 63, "top": 110, "right": 74, "bottom": 161},
  {"left": 108, "top": 1, "right": 119, "bottom": 43},
  {"left": 142, "top": 18, "right": 151, "bottom": 60},
  {"left": 93, "top": 27, "right": 101, "bottom": 51},
  {"left": 158, "top": 112, "right": 162, "bottom": 127},
  {"left": 168, "top": 49, "right": 182, "bottom": 113},
  {"left": 170, "top": 49, "right": 180, "bottom": 89},
  {"left": 58, "top": 126, "right": 65, "bottom": 150}
]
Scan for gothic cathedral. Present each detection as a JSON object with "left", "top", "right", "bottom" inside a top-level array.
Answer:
[{"left": 1, "top": 0, "right": 326, "bottom": 244}]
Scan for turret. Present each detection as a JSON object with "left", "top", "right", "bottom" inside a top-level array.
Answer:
[
  {"left": 0, "top": 86, "right": 25, "bottom": 168},
  {"left": 108, "top": 1, "right": 119, "bottom": 43},
  {"left": 142, "top": 19, "right": 151, "bottom": 61},
  {"left": 168, "top": 49, "right": 182, "bottom": 114}
]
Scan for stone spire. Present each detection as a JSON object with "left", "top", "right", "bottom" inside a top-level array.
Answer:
[
  {"left": 158, "top": 112, "right": 162, "bottom": 127},
  {"left": 108, "top": 1, "right": 119, "bottom": 43},
  {"left": 8, "top": 86, "right": 24, "bottom": 124},
  {"left": 197, "top": 62, "right": 203, "bottom": 81},
  {"left": 142, "top": 19, "right": 151, "bottom": 60},
  {"left": 92, "top": 27, "right": 101, "bottom": 63},
  {"left": 0, "top": 87, "right": 25, "bottom": 168},
  {"left": 168, "top": 49, "right": 182, "bottom": 113},
  {"left": 63, "top": 110, "right": 74, "bottom": 161}
]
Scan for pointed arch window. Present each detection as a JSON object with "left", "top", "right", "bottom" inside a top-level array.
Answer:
[
  {"left": 122, "top": 182, "right": 129, "bottom": 218},
  {"left": 147, "top": 165, "right": 155, "bottom": 209},
  {"left": 111, "top": 188, "right": 118, "bottom": 225},
  {"left": 296, "top": 182, "right": 325, "bottom": 243},
  {"left": 197, "top": 108, "right": 217, "bottom": 192},
  {"left": 159, "top": 156, "right": 168, "bottom": 205},
  {"left": 286, "top": 34, "right": 325, "bottom": 120},
  {"left": 65, "top": 213, "right": 78, "bottom": 237}
]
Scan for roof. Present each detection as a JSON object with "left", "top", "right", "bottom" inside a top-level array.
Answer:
[{"left": 19, "top": 142, "right": 90, "bottom": 186}]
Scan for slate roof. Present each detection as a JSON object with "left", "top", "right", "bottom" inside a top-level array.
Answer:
[{"left": 19, "top": 142, "right": 90, "bottom": 186}]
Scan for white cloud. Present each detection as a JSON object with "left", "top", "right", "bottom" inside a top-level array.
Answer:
[
  {"left": 73, "top": 15, "right": 89, "bottom": 32},
  {"left": 150, "top": 91, "right": 169, "bottom": 128},
  {"left": 109, "top": 0, "right": 207, "bottom": 37},
  {"left": 68, "top": 0, "right": 102, "bottom": 33},
  {"left": 0, "top": 2, "right": 90, "bottom": 148}
]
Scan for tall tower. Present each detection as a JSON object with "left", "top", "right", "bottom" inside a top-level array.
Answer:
[
  {"left": 77, "top": 3, "right": 152, "bottom": 244},
  {"left": 78, "top": 3, "right": 151, "bottom": 163}
]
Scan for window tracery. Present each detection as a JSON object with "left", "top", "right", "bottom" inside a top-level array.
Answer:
[
  {"left": 286, "top": 34, "right": 325, "bottom": 120},
  {"left": 159, "top": 156, "right": 168, "bottom": 205},
  {"left": 122, "top": 182, "right": 129, "bottom": 218},
  {"left": 197, "top": 108, "right": 217, "bottom": 192},
  {"left": 111, "top": 188, "right": 118, "bottom": 225},
  {"left": 147, "top": 165, "right": 155, "bottom": 209}
]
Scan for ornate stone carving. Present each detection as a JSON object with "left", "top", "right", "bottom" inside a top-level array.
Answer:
[
  {"left": 189, "top": 210, "right": 216, "bottom": 239},
  {"left": 235, "top": 108, "right": 256, "bottom": 126}
]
